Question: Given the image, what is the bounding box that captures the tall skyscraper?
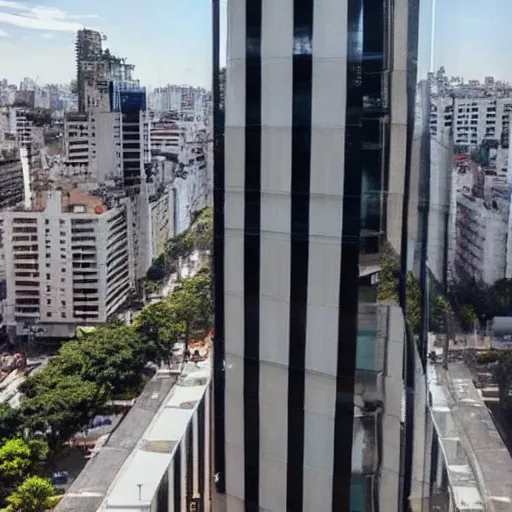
[213,1,430,511]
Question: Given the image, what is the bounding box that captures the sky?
[432,0,512,82]
[0,0,511,88]
[0,0,227,88]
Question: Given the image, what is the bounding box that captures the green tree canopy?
[458,304,475,332]
[21,326,153,401]
[377,245,400,303]
[20,376,107,453]
[134,300,185,354]
[150,207,212,278]
[406,272,422,335]
[493,278,512,313]
[0,405,22,443]
[1,475,56,512]
[171,267,213,336]
[0,438,32,481]
[450,276,502,323]
[429,293,450,333]
[51,326,152,396]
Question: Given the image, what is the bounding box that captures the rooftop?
[430,362,512,511]
[54,373,178,512]
[97,359,210,511]
[9,188,106,214]
[55,357,210,512]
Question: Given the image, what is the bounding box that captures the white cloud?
[40,32,55,40]
[0,27,8,36]
[0,1,97,33]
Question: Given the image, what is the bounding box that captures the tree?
[134,300,185,356]
[20,376,107,455]
[24,109,52,128]
[493,278,512,314]
[0,405,22,442]
[150,207,212,278]
[171,267,213,337]
[22,326,154,401]
[0,438,32,481]
[377,245,400,303]
[189,207,213,252]
[450,277,501,323]
[1,475,56,512]
[458,304,475,332]
[406,272,422,335]
[429,293,450,333]
[51,326,152,397]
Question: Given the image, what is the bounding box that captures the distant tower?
[75,29,103,113]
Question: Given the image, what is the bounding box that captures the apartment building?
[63,105,151,190]
[0,143,25,210]
[64,113,89,169]
[0,189,133,339]
[0,108,34,146]
[149,85,210,118]
[430,94,512,148]
[151,122,185,157]
[63,111,122,183]
[454,190,508,284]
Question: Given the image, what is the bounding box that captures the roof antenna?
[137,484,142,501]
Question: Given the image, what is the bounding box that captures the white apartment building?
[0,108,34,146]
[454,191,508,284]
[149,85,209,117]
[431,95,512,148]
[63,111,123,183]
[63,107,151,188]
[0,189,134,339]
[64,113,89,169]
[150,122,185,157]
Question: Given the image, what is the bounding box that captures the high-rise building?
[213,1,432,511]
[0,189,133,339]
[0,143,25,211]
[76,29,104,113]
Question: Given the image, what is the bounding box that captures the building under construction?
[75,29,137,113]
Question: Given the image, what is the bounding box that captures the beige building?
[0,189,134,338]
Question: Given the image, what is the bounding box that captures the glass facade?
[214,0,437,511]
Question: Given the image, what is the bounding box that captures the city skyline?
[2,0,512,88]
[0,0,227,88]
